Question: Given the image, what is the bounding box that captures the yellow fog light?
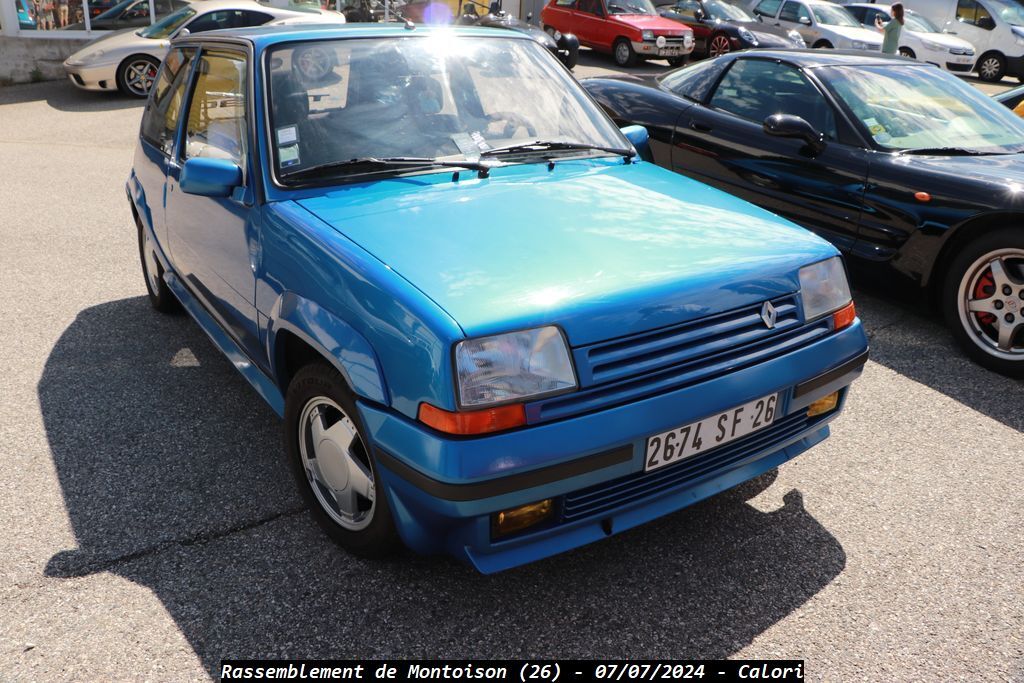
[493,499,554,537]
[807,391,840,418]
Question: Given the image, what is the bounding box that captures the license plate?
[644,394,779,472]
[954,56,972,63]
[658,48,682,56]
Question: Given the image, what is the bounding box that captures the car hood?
[907,30,974,50]
[612,14,692,33]
[296,160,835,346]
[825,24,883,43]
[68,27,165,63]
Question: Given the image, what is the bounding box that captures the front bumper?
[632,38,695,58]
[62,60,118,92]
[361,320,868,573]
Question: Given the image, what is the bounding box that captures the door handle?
[689,121,713,132]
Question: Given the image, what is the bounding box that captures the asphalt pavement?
[0,57,1021,681]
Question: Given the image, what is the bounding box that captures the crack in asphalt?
[46,506,309,579]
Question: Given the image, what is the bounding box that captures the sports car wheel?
[117,55,159,98]
[812,40,833,49]
[284,363,401,556]
[614,38,637,67]
[977,53,1006,82]
[945,230,1024,377]
[708,34,731,58]
[898,47,915,59]
[136,215,180,313]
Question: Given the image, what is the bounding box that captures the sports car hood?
[297,161,837,346]
[67,27,166,63]
[613,14,691,33]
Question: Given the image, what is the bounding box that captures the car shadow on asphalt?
[0,79,143,113]
[40,297,846,669]
[852,289,1024,433]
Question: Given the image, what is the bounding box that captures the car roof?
[179,23,531,49]
[734,48,926,68]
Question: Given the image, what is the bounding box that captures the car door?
[776,0,817,44]
[573,0,612,49]
[670,57,869,251]
[952,0,996,53]
[165,47,264,364]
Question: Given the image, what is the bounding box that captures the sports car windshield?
[266,36,628,183]
[705,0,754,21]
[137,5,194,37]
[608,0,657,15]
[822,64,1024,153]
[810,4,859,26]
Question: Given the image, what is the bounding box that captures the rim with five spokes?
[124,59,157,97]
[957,248,1024,360]
[298,397,376,531]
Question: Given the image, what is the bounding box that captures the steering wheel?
[487,111,538,138]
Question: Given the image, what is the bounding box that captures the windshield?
[608,0,657,15]
[267,36,627,183]
[987,0,1024,25]
[704,0,754,21]
[810,4,859,26]
[822,64,1024,152]
[137,5,194,38]
[905,11,940,32]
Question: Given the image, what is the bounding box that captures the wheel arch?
[974,49,1005,70]
[268,292,389,405]
[927,212,1024,307]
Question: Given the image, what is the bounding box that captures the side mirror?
[693,7,704,20]
[621,124,653,161]
[179,157,243,198]
[763,114,826,155]
[798,15,810,24]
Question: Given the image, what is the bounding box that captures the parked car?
[62,0,341,97]
[899,0,1024,81]
[540,0,695,66]
[752,0,882,50]
[584,50,1024,376]
[995,81,1024,114]
[63,0,191,31]
[128,26,868,572]
[844,4,976,72]
[460,6,582,69]
[17,0,36,29]
[658,0,806,58]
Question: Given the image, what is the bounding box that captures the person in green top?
[875,3,905,54]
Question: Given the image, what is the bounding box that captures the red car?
[541,0,694,66]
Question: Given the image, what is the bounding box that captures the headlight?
[552,29,562,40]
[642,29,655,41]
[738,26,758,45]
[455,326,577,408]
[787,30,807,47]
[850,40,867,50]
[799,257,852,322]
[921,38,944,50]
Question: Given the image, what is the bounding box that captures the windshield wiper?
[480,140,636,161]
[280,156,497,182]
[897,147,993,156]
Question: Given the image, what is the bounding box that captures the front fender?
[268,292,389,405]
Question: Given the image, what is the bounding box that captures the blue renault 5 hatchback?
[126,24,868,573]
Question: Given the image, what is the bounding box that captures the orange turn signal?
[833,301,856,331]
[418,402,527,436]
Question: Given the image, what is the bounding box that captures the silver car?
[63,0,343,97]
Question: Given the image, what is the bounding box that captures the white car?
[63,0,343,97]
[751,0,883,50]
[845,3,977,72]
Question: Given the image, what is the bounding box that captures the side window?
[140,47,195,156]
[577,0,603,15]
[672,0,702,19]
[185,9,272,33]
[660,57,727,102]
[956,0,993,27]
[846,6,865,22]
[779,1,809,23]
[237,10,274,26]
[554,0,575,6]
[709,59,838,139]
[183,50,248,170]
[753,0,781,18]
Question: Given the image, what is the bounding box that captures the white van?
[899,0,1024,81]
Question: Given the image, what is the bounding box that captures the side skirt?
[164,271,286,417]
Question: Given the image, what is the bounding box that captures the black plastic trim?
[792,349,869,399]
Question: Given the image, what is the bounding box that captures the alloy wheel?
[979,56,1002,80]
[298,397,376,531]
[957,248,1024,360]
[709,35,731,57]
[141,229,161,295]
[124,59,157,97]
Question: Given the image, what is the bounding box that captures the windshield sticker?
[862,117,887,136]
[469,131,493,152]
[279,145,300,168]
[873,132,892,144]
[276,126,298,146]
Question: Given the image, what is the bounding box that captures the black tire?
[136,216,181,313]
[562,43,579,70]
[613,38,637,67]
[812,40,833,49]
[943,228,1024,377]
[976,52,1006,82]
[116,54,160,98]
[284,363,402,557]
[898,46,915,59]
[667,56,687,67]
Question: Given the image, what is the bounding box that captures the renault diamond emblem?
[760,301,778,329]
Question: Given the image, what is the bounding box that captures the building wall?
[0,35,91,84]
